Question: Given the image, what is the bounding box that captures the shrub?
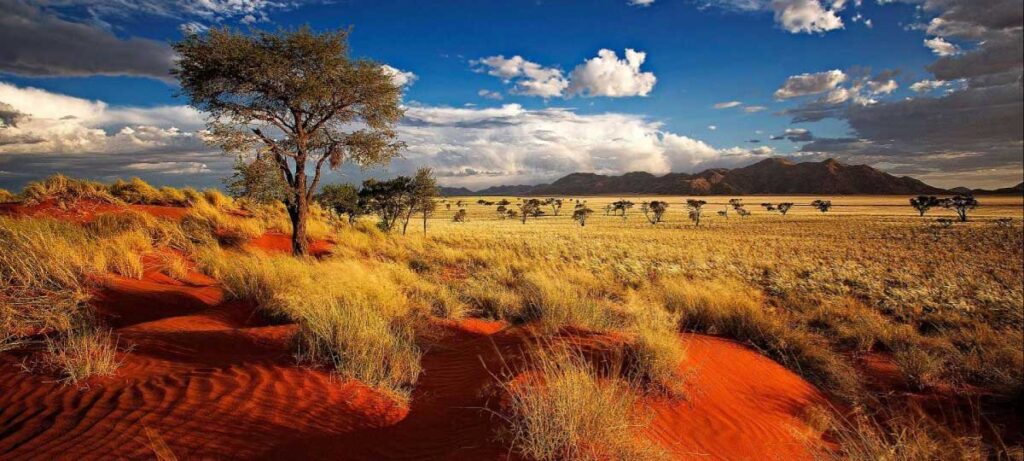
[0,188,15,203]
[502,348,668,461]
[209,253,423,399]
[41,325,122,385]
[158,186,188,206]
[109,178,163,204]
[20,174,117,208]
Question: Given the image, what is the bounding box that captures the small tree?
[174,27,404,255]
[359,177,411,232]
[496,204,508,219]
[225,153,288,203]
[611,200,634,219]
[497,199,511,206]
[545,198,563,216]
[810,199,832,213]
[315,183,362,224]
[736,207,751,218]
[777,202,794,216]
[761,202,776,212]
[686,199,707,226]
[572,203,594,226]
[640,200,669,225]
[452,209,468,222]
[400,167,438,235]
[518,198,543,224]
[909,195,939,217]
[728,198,744,210]
[941,195,978,222]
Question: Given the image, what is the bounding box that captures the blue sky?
[0,0,1021,190]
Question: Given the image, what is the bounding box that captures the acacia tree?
[174,27,404,255]
[519,198,543,224]
[686,199,707,226]
[359,177,411,232]
[941,195,978,222]
[641,200,669,225]
[400,168,438,235]
[545,198,563,216]
[572,203,594,226]
[810,199,832,213]
[909,195,940,217]
[225,152,288,203]
[315,183,362,223]
[777,202,794,216]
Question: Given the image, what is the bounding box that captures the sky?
[0,0,1021,191]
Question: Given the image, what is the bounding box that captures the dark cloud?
[0,0,175,80]
[770,128,814,142]
[0,102,27,128]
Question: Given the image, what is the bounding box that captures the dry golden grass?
[501,347,670,461]
[41,325,122,385]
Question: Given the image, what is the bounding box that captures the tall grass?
[41,325,122,385]
[21,174,118,208]
[501,347,669,461]
[204,252,423,399]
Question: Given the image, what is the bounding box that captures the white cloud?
[774,69,847,99]
[924,37,959,56]
[708,125,718,130]
[477,89,503,100]
[381,65,417,88]
[0,82,207,156]
[629,0,656,5]
[398,104,768,187]
[568,49,657,97]
[471,55,568,98]
[772,0,844,34]
[474,49,656,99]
[909,79,947,93]
[714,101,743,109]
[743,105,768,112]
[867,79,898,95]
[125,161,211,174]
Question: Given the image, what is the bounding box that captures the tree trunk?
[289,197,309,256]
[422,210,428,234]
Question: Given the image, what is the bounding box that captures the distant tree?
[445,202,451,211]
[936,217,954,228]
[611,200,634,219]
[736,207,751,218]
[456,200,465,209]
[315,183,363,224]
[909,195,939,217]
[995,218,1013,227]
[496,204,508,219]
[728,198,744,210]
[411,168,439,234]
[604,203,613,216]
[519,198,544,223]
[359,176,412,232]
[174,27,403,255]
[225,153,288,203]
[686,199,707,226]
[572,203,594,226]
[810,199,832,213]
[717,209,728,219]
[452,208,468,222]
[777,202,794,216]
[545,198,564,216]
[497,199,511,206]
[940,195,978,222]
[761,202,776,212]
[640,200,669,225]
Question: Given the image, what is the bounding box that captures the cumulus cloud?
[475,49,657,99]
[394,104,772,188]
[786,0,1023,187]
[772,0,844,33]
[380,65,418,87]
[770,128,814,142]
[0,82,218,188]
[477,89,503,100]
[568,49,657,97]
[0,0,176,80]
[924,37,959,56]
[909,79,947,93]
[774,70,847,99]
[714,101,743,109]
[471,55,569,98]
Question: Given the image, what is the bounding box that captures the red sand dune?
[0,203,829,460]
[247,232,334,257]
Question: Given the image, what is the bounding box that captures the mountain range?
[439,158,1023,196]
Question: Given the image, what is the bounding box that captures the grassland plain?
[1,178,1022,460]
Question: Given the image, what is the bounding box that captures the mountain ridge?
[439,158,1001,196]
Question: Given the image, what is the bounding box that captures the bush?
[0,188,15,203]
[502,348,668,461]
[20,174,117,208]
[41,325,122,385]
[109,178,163,204]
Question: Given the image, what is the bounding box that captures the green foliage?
[225,154,288,203]
[316,183,363,223]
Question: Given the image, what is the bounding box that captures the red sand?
[247,232,334,257]
[0,203,830,459]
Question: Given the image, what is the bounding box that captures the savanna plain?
[1,176,1022,460]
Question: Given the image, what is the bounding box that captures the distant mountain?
[440,158,953,196]
[969,182,1024,195]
